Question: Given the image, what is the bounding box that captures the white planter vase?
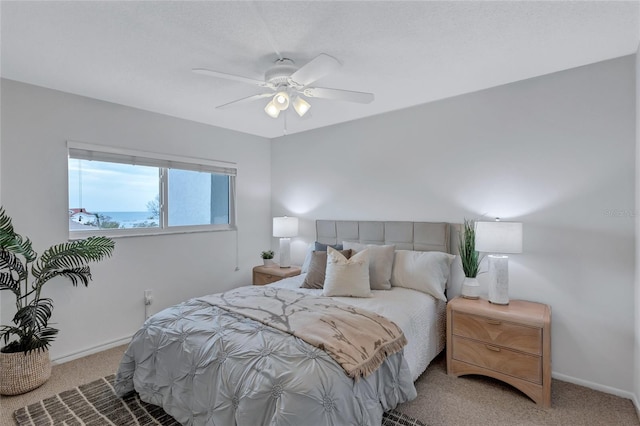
[461,277,480,299]
[263,259,275,266]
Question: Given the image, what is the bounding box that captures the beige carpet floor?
[397,354,639,426]
[1,345,638,426]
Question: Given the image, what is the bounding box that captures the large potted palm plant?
[458,218,481,299]
[0,207,114,395]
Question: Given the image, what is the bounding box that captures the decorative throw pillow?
[342,242,395,290]
[314,242,344,251]
[391,250,455,301]
[301,249,352,289]
[323,247,371,297]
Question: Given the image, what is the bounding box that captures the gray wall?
[635,45,640,414]
[272,56,636,397]
[0,79,271,361]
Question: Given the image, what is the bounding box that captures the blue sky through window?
[68,159,159,212]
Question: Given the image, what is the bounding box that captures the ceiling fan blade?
[217,92,274,109]
[193,68,268,87]
[289,54,341,87]
[302,87,375,104]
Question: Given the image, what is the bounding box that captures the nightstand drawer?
[452,336,542,384]
[452,311,542,355]
[252,265,301,285]
[254,273,280,285]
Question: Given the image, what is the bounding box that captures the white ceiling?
[1,1,638,139]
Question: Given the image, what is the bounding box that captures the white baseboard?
[52,335,132,365]
[554,372,640,421]
[552,371,637,402]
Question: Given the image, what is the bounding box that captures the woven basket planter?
[0,349,51,395]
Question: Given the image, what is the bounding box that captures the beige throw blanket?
[198,286,407,379]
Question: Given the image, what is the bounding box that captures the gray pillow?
[314,242,343,251]
[342,242,395,290]
[301,249,352,289]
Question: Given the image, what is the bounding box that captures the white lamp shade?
[264,100,280,118]
[292,96,311,117]
[273,216,298,237]
[475,221,523,254]
[273,92,290,111]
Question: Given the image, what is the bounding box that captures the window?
[68,141,236,238]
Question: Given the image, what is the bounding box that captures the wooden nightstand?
[252,265,301,285]
[446,297,552,408]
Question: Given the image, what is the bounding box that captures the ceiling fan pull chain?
[283,110,288,135]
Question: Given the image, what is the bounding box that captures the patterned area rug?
[14,374,426,426]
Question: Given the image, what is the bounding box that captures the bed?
[114,220,459,425]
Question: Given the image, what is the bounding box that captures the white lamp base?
[279,237,291,268]
[487,255,509,305]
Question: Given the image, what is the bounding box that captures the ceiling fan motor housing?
[265,58,298,86]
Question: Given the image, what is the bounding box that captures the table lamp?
[475,220,523,305]
[273,216,298,268]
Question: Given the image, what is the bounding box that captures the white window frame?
[67,141,237,239]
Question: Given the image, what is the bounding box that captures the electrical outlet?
[144,289,153,306]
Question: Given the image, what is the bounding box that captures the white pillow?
[342,242,395,290]
[323,247,371,298]
[391,250,455,301]
[301,243,314,273]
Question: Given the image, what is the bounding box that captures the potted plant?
[260,250,275,266]
[0,207,114,395]
[458,218,481,299]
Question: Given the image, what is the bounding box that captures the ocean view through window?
[68,142,236,238]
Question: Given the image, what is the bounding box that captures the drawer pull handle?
[486,319,502,325]
[485,345,501,352]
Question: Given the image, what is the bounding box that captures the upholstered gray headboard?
[316,220,455,254]
[316,220,463,298]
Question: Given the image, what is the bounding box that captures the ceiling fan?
[193,53,375,119]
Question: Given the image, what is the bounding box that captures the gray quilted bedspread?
[114,292,417,426]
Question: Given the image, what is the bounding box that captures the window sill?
[69,225,237,240]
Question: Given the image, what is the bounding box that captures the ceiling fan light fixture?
[264,99,280,118]
[293,96,311,117]
[273,91,290,111]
